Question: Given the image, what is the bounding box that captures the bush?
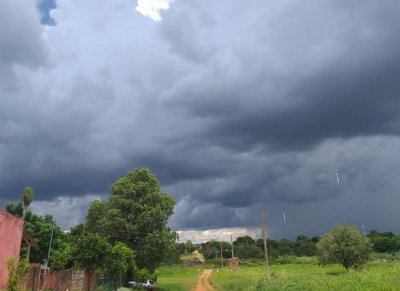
[240,258,264,267]
[369,252,400,261]
[7,257,30,291]
[135,268,157,281]
[271,255,317,265]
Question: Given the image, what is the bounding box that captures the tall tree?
[86,168,177,273]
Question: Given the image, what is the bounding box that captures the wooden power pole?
[261,208,270,276]
[220,241,224,268]
[231,234,234,258]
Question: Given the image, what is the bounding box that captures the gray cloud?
[0,0,48,91]
[1,0,400,239]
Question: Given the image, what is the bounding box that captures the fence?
[20,265,96,291]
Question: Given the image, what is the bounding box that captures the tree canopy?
[317,225,371,270]
[86,168,177,273]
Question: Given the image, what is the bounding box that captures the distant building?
[0,209,24,289]
[227,257,240,267]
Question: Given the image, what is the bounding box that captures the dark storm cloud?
[161,0,400,151]
[0,0,48,90]
[0,1,47,68]
[1,0,400,238]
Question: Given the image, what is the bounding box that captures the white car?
[141,279,155,289]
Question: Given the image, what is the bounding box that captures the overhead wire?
[283,136,399,232]
[313,168,400,232]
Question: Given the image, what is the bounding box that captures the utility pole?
[231,235,234,258]
[220,241,224,268]
[261,208,270,277]
[43,220,54,284]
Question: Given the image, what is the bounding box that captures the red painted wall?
[0,210,24,289]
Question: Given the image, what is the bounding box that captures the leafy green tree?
[6,186,35,218]
[175,242,186,255]
[235,236,255,246]
[317,225,371,270]
[278,239,296,256]
[233,236,262,259]
[162,243,182,265]
[50,241,73,271]
[185,240,196,253]
[201,240,231,260]
[201,240,221,260]
[22,212,67,266]
[368,230,398,253]
[86,168,177,272]
[295,235,317,256]
[6,201,24,218]
[235,244,263,259]
[7,191,70,268]
[108,242,136,291]
[71,233,111,275]
[68,223,86,243]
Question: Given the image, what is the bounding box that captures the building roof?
[21,229,37,248]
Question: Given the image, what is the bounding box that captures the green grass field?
[156,265,203,291]
[212,261,400,290]
[156,252,211,291]
[156,257,400,290]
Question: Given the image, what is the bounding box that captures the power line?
[340,136,394,172]
[313,169,400,231]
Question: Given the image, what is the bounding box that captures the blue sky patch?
[37,0,56,25]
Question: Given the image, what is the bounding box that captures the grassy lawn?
[156,265,203,291]
[155,254,400,291]
[211,261,400,290]
[155,251,213,291]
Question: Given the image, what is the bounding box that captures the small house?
[227,257,240,267]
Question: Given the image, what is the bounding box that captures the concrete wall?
[0,209,24,289]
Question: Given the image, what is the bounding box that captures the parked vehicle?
[141,279,155,289]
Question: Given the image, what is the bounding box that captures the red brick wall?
[0,210,24,289]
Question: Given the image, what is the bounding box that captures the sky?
[1,0,400,243]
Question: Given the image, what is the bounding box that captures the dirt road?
[193,250,205,262]
[194,269,214,291]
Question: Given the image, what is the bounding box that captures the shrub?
[7,257,30,291]
[271,255,317,265]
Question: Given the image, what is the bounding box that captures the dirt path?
[194,269,214,291]
[193,250,205,262]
